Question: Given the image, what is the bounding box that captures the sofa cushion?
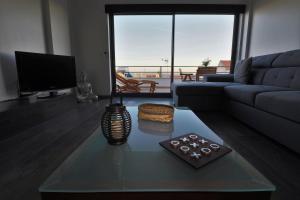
[252,53,281,68]
[272,49,300,67]
[234,57,252,84]
[224,85,292,106]
[249,68,268,85]
[255,91,300,123]
[262,67,300,88]
[290,69,300,89]
[204,74,234,82]
[175,82,239,96]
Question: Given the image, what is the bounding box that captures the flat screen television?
[15,51,77,95]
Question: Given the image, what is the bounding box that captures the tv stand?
[37,91,65,99]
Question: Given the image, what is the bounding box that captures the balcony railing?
[116,66,229,78]
[115,66,230,93]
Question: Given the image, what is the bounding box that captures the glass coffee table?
[39,107,275,200]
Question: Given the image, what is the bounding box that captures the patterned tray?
[159,133,232,169]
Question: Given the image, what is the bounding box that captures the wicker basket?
[138,103,174,123]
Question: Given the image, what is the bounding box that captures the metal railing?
[116,66,230,79]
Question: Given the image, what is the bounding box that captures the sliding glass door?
[110,13,237,95]
[113,15,173,94]
[174,15,234,82]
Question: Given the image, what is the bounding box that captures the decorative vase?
[76,72,98,102]
[101,95,131,145]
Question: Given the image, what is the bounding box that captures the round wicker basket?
[138,103,174,123]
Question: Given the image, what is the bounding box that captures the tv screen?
[15,51,77,93]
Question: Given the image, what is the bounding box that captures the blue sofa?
[173,49,300,153]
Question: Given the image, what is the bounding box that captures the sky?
[114,15,234,67]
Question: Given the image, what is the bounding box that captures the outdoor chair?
[116,73,158,93]
[179,68,193,81]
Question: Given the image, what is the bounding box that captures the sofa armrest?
[203,74,234,82]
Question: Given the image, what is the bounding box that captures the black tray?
[159,133,232,169]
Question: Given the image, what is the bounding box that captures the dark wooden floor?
[196,112,300,200]
[0,95,107,200]
[0,96,299,200]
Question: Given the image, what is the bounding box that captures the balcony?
[116,66,230,93]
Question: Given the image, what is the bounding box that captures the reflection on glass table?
[138,119,174,135]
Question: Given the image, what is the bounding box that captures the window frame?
[107,4,245,96]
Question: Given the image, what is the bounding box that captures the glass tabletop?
[39,107,275,193]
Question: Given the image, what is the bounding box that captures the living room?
[0,0,299,200]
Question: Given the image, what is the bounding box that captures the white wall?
[68,0,110,96]
[249,0,300,56]
[68,0,250,96]
[0,0,46,101]
[49,0,71,55]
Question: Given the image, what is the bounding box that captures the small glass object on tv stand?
[76,72,98,102]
